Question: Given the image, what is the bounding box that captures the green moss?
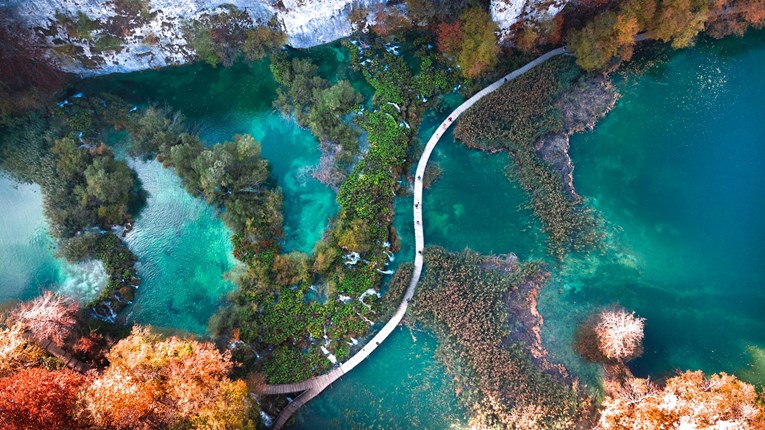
[69,11,98,40]
[183,21,220,67]
[93,35,123,52]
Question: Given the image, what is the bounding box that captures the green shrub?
[70,12,98,40]
[93,35,123,52]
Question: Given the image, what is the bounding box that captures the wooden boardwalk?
[23,332,92,373]
[255,46,568,429]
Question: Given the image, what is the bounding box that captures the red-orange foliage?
[545,14,565,46]
[0,367,89,430]
[78,326,253,429]
[436,20,463,56]
[371,4,411,36]
[73,332,110,365]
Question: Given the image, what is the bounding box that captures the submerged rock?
[536,76,619,199]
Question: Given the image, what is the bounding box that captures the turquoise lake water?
[123,159,237,334]
[539,30,765,386]
[1,29,764,427]
[0,175,108,304]
[0,175,63,302]
[418,95,547,261]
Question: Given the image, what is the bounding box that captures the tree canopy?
[78,326,256,430]
[0,368,89,430]
[599,372,765,429]
[457,8,499,78]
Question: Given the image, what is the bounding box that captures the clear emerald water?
[418,95,547,261]
[0,175,108,304]
[123,159,238,334]
[539,30,765,386]
[291,329,466,429]
[0,175,64,302]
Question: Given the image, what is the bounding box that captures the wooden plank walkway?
[254,46,568,429]
[23,332,92,373]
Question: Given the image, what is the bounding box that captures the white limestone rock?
[1,0,569,75]
[490,0,570,43]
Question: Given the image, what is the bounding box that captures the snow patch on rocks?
[490,0,570,43]
[2,0,570,75]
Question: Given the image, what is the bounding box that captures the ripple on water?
[0,175,64,301]
[124,159,238,334]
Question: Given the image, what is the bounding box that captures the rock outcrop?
[1,0,567,76]
[491,0,570,42]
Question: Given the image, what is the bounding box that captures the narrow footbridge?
[23,332,92,373]
[254,46,568,429]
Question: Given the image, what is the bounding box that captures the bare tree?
[594,308,645,361]
[11,291,78,346]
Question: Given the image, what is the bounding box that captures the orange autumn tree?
[599,371,765,429]
[77,326,255,430]
[650,0,709,48]
[707,0,765,38]
[457,7,499,78]
[0,367,89,430]
[436,20,463,57]
[0,323,45,377]
[567,6,643,71]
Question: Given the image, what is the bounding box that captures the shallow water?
[292,328,466,429]
[0,175,63,302]
[418,96,546,261]
[123,159,237,334]
[0,174,110,304]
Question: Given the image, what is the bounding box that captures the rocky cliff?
[491,0,569,42]
[0,0,568,76]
